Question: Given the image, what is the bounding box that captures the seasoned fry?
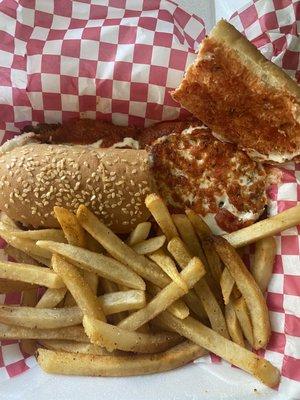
[101,279,127,324]
[0,261,65,288]
[0,279,38,294]
[168,237,228,338]
[185,209,211,238]
[76,205,169,287]
[145,194,178,241]
[251,237,276,293]
[12,229,66,242]
[20,288,37,355]
[127,222,151,246]
[0,323,89,342]
[233,297,254,347]
[172,214,205,261]
[225,302,245,347]
[37,341,206,377]
[183,291,208,321]
[54,206,86,247]
[201,237,223,283]
[157,312,280,388]
[118,257,205,331]
[220,267,235,305]
[149,249,188,291]
[132,235,166,255]
[213,236,270,349]
[225,204,300,247]
[146,282,190,320]
[83,316,181,353]
[0,305,82,329]
[36,288,67,309]
[52,254,106,321]
[39,340,111,355]
[0,229,51,259]
[4,245,42,266]
[37,241,145,291]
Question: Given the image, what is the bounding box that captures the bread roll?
[0,144,153,233]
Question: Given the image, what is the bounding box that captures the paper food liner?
[0,0,299,396]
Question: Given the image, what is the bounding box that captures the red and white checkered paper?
[0,0,299,394]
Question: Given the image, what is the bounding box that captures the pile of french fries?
[1,195,300,387]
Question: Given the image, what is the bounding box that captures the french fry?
[145,194,178,241]
[101,279,127,324]
[172,214,205,261]
[185,208,211,239]
[233,297,254,347]
[4,245,42,266]
[220,267,235,305]
[251,237,276,293]
[0,279,38,294]
[37,341,206,377]
[76,205,169,288]
[148,249,188,291]
[132,235,166,255]
[118,257,205,331]
[201,237,223,283]
[20,288,37,355]
[36,288,67,309]
[54,206,86,247]
[0,212,19,230]
[213,236,270,349]
[0,323,89,342]
[224,204,300,247]
[52,254,106,321]
[0,305,82,329]
[157,312,280,388]
[225,302,245,347]
[0,261,65,288]
[0,229,51,259]
[182,290,208,321]
[99,290,146,314]
[127,222,151,246]
[168,237,229,338]
[12,229,66,242]
[37,241,145,291]
[83,316,182,353]
[146,282,190,320]
[39,340,112,355]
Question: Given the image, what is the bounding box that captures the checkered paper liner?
[0,0,299,394]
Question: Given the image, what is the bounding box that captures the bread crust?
[172,20,300,163]
[0,144,153,233]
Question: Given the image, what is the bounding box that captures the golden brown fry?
[233,297,254,347]
[52,254,106,321]
[54,206,86,247]
[225,302,245,347]
[20,288,37,355]
[172,214,205,261]
[157,312,280,388]
[225,204,300,247]
[127,222,151,246]
[0,261,65,288]
[213,236,270,349]
[101,279,127,324]
[0,229,51,259]
[99,290,146,314]
[83,316,181,353]
[37,241,145,291]
[148,249,188,291]
[145,194,178,241]
[201,237,223,283]
[185,209,211,239]
[76,205,168,287]
[168,237,228,338]
[12,229,66,242]
[39,340,111,355]
[0,279,38,294]
[4,245,42,266]
[36,288,67,309]
[220,267,235,305]
[251,237,276,293]
[132,235,166,255]
[36,341,206,377]
[0,323,89,342]
[118,257,205,331]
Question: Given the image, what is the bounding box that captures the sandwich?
[172,20,300,163]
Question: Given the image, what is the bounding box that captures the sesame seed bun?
[0,143,153,233]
